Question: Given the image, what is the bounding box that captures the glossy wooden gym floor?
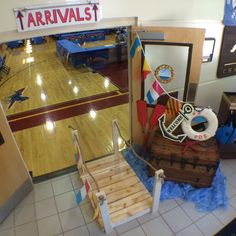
[0,36,129,177]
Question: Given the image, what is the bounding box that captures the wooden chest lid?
[151,132,219,165]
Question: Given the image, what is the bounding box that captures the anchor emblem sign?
[159,103,194,142]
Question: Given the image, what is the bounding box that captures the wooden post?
[71,129,84,170]
[152,169,164,213]
[96,191,113,233]
[66,53,70,64]
[112,120,119,156]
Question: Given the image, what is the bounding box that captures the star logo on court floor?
[8,87,29,109]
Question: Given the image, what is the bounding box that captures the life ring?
[181,108,218,141]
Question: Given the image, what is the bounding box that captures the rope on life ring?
[181,108,218,141]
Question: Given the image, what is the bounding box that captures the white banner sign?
[14,2,101,32]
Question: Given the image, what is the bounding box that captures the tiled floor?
[1,159,236,236]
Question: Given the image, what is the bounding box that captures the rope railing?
[70,121,165,194]
[133,32,184,105]
[113,121,164,176]
[69,125,100,192]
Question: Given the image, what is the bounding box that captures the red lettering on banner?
[194,134,208,140]
[52,10,58,24]
[35,12,45,26]
[85,7,91,21]
[45,10,54,24]
[18,3,99,32]
[69,8,77,22]
[57,8,69,23]
[76,8,85,21]
[28,13,36,27]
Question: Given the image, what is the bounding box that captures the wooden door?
[130,26,205,145]
[0,102,32,223]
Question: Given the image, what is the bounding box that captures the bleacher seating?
[56,39,115,68]
[7,40,23,49]
[56,30,106,44]
[0,56,10,75]
[31,37,44,44]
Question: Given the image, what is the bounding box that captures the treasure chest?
[150,132,220,188]
[219,143,236,159]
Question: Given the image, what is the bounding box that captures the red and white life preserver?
[181,108,218,141]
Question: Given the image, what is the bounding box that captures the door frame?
[129,26,205,145]
[0,102,32,223]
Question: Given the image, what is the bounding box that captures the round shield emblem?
[155,64,174,84]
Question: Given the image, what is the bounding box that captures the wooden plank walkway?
[81,153,152,227]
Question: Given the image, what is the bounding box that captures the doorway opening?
[0,27,130,181]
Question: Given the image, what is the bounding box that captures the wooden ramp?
[81,152,152,227]
[73,120,163,233]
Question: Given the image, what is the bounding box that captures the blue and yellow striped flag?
[130,35,141,58]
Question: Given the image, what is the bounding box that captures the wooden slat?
[106,182,146,204]
[82,153,154,228]
[88,175,141,194]
[86,154,123,169]
[153,132,218,154]
[84,170,136,189]
[152,133,219,164]
[108,190,151,214]
[101,176,140,195]
[110,198,152,224]
[86,156,126,173]
[152,140,218,158]
[82,164,131,182]
[82,161,128,177]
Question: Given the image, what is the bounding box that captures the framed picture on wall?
[202,38,215,63]
[141,42,193,106]
[217,26,236,78]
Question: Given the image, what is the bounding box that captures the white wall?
[141,19,235,113]
[0,0,234,112]
[195,23,236,113]
[0,0,224,34]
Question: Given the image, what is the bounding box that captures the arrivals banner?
[14,1,101,32]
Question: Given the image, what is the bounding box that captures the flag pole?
[134,31,184,105]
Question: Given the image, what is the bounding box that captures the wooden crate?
[218,92,236,124]
[72,121,164,233]
[81,153,153,227]
[219,143,236,159]
[150,132,220,187]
